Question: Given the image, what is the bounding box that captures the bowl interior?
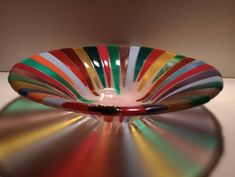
[8,45,223,116]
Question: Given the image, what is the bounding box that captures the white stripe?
[125,46,140,91]
[157,76,222,102]
[39,52,89,95]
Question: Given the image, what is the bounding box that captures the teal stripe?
[134,47,153,81]
[187,81,223,91]
[108,46,120,94]
[83,47,106,87]
[152,55,186,83]
[149,119,217,150]
[144,60,204,102]
[21,58,93,103]
[134,119,201,176]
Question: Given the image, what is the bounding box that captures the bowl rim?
[8,45,224,116]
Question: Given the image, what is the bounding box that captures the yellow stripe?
[11,80,56,94]
[0,116,83,160]
[138,52,176,91]
[74,48,100,89]
[10,80,70,99]
[130,125,181,177]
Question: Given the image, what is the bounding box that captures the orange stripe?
[31,55,74,84]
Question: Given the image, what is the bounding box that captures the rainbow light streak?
[0,116,84,160]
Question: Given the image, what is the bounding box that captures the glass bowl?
[8,45,223,117]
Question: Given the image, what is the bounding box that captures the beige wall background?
[1,0,234,77]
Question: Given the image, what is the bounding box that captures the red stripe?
[49,50,87,86]
[97,46,111,87]
[137,49,165,81]
[120,46,130,87]
[162,87,218,102]
[122,106,145,115]
[151,64,214,101]
[137,58,194,102]
[61,48,99,96]
[44,131,98,177]
[62,102,89,113]
[13,63,77,100]
[10,67,68,98]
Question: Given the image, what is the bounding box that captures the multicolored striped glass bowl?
[8,45,223,117]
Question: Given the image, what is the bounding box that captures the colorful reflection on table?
[0,98,222,177]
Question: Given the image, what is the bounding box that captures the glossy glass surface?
[8,45,223,116]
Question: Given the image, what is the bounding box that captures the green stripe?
[9,75,52,90]
[187,95,211,106]
[134,47,153,81]
[134,119,201,175]
[151,120,217,151]
[108,46,120,94]
[84,47,106,87]
[165,82,222,106]
[152,55,185,83]
[8,75,68,98]
[21,58,93,103]
[1,97,51,114]
[188,81,223,91]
